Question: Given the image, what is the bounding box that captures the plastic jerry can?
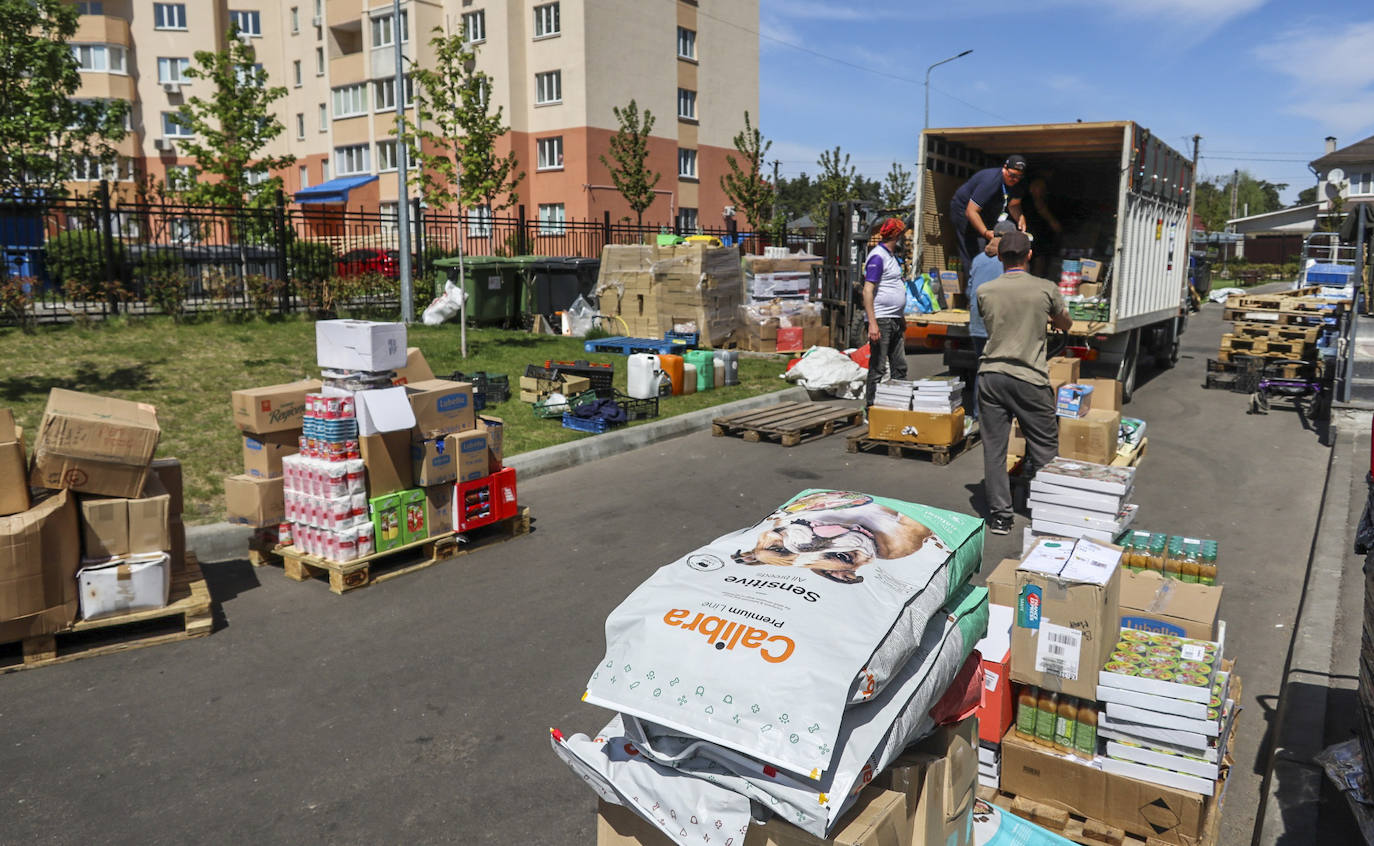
[684,350,715,392]
[627,354,663,400]
[713,359,725,388]
[713,349,740,386]
[682,362,698,394]
[659,354,685,395]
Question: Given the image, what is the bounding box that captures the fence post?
[516,204,528,255]
[274,189,290,314]
[412,197,426,288]
[97,180,119,315]
[602,209,611,252]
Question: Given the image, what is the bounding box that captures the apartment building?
[66,1,760,233]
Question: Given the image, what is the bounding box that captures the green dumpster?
[527,257,602,325]
[432,256,537,326]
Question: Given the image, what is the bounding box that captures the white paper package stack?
[872,379,916,410]
[910,377,965,414]
[1029,458,1138,542]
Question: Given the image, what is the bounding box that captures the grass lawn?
[0,316,792,524]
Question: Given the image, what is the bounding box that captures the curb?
[188,385,811,563]
[1254,408,1369,844]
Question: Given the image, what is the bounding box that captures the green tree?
[409,25,523,213]
[775,173,819,224]
[1296,185,1317,205]
[814,146,858,224]
[719,111,773,230]
[881,163,914,209]
[172,22,293,213]
[1193,171,1286,230]
[600,100,661,227]
[0,0,129,197]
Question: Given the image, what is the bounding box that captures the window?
[166,165,195,191]
[462,11,486,43]
[332,84,368,118]
[678,148,697,179]
[315,47,325,75]
[372,76,414,111]
[677,88,696,120]
[535,70,561,105]
[153,3,186,30]
[677,207,698,232]
[370,10,409,47]
[295,113,305,139]
[538,203,566,235]
[290,7,299,33]
[318,103,327,131]
[235,62,265,88]
[1354,172,1374,195]
[314,0,321,17]
[70,99,130,131]
[72,44,126,74]
[537,136,563,170]
[677,27,696,59]
[293,60,302,86]
[230,10,262,37]
[76,2,104,14]
[534,3,560,37]
[380,202,399,235]
[334,144,370,175]
[157,57,190,84]
[322,158,329,178]
[168,218,197,244]
[468,205,493,237]
[377,140,416,172]
[70,156,132,182]
[161,111,193,137]
[299,164,310,189]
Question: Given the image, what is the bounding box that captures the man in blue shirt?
[949,155,1028,275]
[862,218,909,409]
[965,220,1019,420]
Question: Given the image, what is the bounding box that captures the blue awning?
[294,174,378,205]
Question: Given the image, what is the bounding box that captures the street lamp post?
[394,0,413,324]
[913,49,972,270]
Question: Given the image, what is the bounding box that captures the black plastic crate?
[544,359,615,398]
[614,390,659,421]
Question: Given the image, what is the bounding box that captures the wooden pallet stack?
[1209,286,1344,387]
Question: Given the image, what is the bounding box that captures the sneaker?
[988,515,1014,535]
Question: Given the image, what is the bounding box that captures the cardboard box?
[0,490,80,642]
[370,491,404,551]
[399,488,427,544]
[976,604,1015,745]
[1048,356,1080,389]
[1008,420,1026,459]
[1078,282,1102,298]
[985,557,1021,608]
[1079,378,1123,413]
[479,416,504,471]
[1119,570,1222,641]
[392,346,435,385]
[224,474,284,528]
[242,431,299,478]
[151,457,183,516]
[1056,384,1094,418]
[411,435,457,487]
[0,410,30,517]
[777,326,804,351]
[315,319,408,372]
[455,429,490,483]
[30,389,160,498]
[1080,259,1103,282]
[405,379,475,438]
[343,386,417,437]
[1058,410,1121,466]
[231,379,321,435]
[868,407,965,446]
[1010,539,1122,700]
[1000,729,1212,846]
[76,552,170,619]
[360,430,413,495]
[881,717,978,846]
[424,484,454,534]
[80,486,171,559]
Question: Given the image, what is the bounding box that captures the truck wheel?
[1118,329,1139,403]
[1155,318,1182,370]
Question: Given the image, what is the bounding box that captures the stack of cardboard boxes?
[742,253,819,301]
[1,389,185,638]
[594,243,743,347]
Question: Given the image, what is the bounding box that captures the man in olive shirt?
[976,231,1073,534]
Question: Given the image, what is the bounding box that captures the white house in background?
[1311,134,1374,215]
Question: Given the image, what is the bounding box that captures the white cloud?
[1100,0,1266,23]
[758,16,801,49]
[1282,95,1374,137]
[759,0,914,21]
[1254,21,1374,88]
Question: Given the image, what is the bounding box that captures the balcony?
[74,15,131,49]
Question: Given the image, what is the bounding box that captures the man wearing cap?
[949,155,1028,275]
[976,230,1073,535]
[862,218,909,409]
[964,219,1019,421]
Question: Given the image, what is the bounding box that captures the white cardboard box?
[323,385,416,436]
[76,552,170,620]
[316,320,408,372]
[1101,755,1215,796]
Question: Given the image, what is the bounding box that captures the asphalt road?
[0,301,1334,845]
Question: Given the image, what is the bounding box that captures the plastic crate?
[561,412,610,434]
[533,389,598,419]
[614,390,659,421]
[543,359,615,398]
[664,331,699,347]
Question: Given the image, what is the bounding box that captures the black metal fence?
[0,183,811,326]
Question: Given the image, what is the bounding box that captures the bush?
[46,230,126,297]
[244,274,284,312]
[287,240,336,286]
[0,277,35,329]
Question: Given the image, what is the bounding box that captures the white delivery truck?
[910,121,1195,401]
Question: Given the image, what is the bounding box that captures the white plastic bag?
[421,280,467,326]
[782,347,866,399]
[565,294,596,337]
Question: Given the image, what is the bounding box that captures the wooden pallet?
[711,401,864,446]
[0,553,213,674]
[1232,322,1320,343]
[277,507,531,594]
[979,785,1224,846]
[1217,335,1311,362]
[846,428,981,466]
[1110,438,1148,468]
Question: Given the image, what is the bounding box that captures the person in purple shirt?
[949,155,1028,275]
[862,218,910,409]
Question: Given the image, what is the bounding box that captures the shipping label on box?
[242,431,299,478]
[30,389,161,498]
[1058,410,1121,466]
[315,319,408,372]
[231,379,321,435]
[411,435,457,487]
[405,379,475,438]
[1056,384,1094,418]
[455,429,489,483]
[224,474,284,528]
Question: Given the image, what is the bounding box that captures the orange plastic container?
[659,354,685,395]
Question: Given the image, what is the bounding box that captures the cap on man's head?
[992,220,1019,238]
[1004,154,1028,172]
[877,217,906,240]
[998,230,1032,256]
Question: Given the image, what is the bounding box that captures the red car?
[336,248,399,278]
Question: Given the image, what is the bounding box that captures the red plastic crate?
[455,467,518,531]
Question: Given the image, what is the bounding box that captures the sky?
[752,0,1374,206]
